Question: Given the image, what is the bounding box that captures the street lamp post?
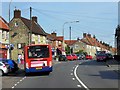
[9,0,12,59]
[62,20,79,54]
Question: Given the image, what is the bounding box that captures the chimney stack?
[32,16,37,23]
[83,33,87,38]
[14,9,21,18]
[51,31,57,37]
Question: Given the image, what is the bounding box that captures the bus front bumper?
[25,66,53,73]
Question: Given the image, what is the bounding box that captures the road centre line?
[71,73,73,75]
[72,78,75,80]
[74,65,90,90]
[77,85,81,88]
[11,76,26,89]
[12,86,14,89]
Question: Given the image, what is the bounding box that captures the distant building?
[9,9,47,60]
[80,33,111,57]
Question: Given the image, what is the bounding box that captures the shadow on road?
[3,69,25,77]
[25,72,50,77]
[79,59,119,67]
[88,70,120,80]
[3,69,51,77]
[79,60,107,66]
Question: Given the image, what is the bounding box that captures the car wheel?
[0,70,4,76]
[97,60,99,62]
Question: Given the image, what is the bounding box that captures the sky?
[1,0,119,47]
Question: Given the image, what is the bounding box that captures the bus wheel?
[25,72,29,76]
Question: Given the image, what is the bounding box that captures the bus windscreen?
[28,45,49,58]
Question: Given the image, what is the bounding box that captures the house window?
[2,31,5,39]
[17,43,25,49]
[15,22,19,27]
[38,35,40,43]
[6,32,9,40]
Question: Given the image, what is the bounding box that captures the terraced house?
[0,16,10,59]
[9,9,47,60]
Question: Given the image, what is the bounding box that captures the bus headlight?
[26,63,29,69]
[49,61,52,67]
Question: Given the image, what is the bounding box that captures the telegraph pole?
[69,26,71,54]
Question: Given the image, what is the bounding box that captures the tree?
[65,45,70,54]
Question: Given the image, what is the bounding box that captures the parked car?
[0,59,19,73]
[96,54,107,62]
[0,61,9,76]
[72,54,78,60]
[105,53,113,60]
[86,55,93,60]
[58,55,67,61]
[66,55,73,61]
[77,54,85,60]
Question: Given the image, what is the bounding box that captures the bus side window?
[29,51,32,57]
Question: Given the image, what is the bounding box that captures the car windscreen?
[28,45,49,58]
[97,54,106,57]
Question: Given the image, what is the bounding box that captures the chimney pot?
[88,34,91,38]
[51,32,57,37]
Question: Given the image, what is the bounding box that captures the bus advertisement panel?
[24,44,52,74]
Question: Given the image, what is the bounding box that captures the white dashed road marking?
[11,76,26,89]
[77,85,81,88]
[12,86,14,89]
[71,73,73,75]
[72,78,75,80]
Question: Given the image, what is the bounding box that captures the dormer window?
[15,22,19,27]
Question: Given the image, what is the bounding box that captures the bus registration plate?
[36,67,42,70]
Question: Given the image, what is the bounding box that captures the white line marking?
[20,79,22,82]
[14,84,17,86]
[12,86,14,89]
[22,78,25,80]
[72,78,75,80]
[77,85,81,88]
[71,73,73,75]
[11,76,27,89]
[74,65,89,90]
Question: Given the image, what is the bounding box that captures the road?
[2,60,119,89]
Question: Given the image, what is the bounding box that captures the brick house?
[47,32,66,56]
[115,25,120,55]
[9,9,47,60]
[0,16,10,59]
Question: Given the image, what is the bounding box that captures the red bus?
[24,44,52,74]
